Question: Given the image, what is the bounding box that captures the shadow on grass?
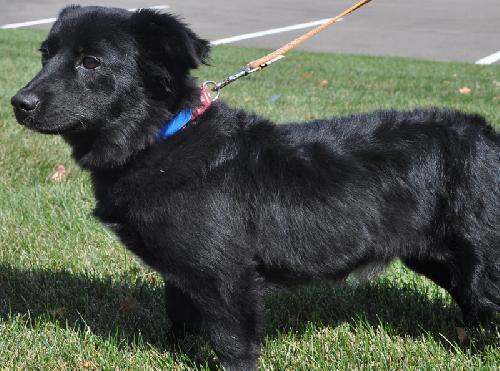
[0,263,497,366]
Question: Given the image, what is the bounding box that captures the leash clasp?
[202,81,221,101]
[209,55,286,96]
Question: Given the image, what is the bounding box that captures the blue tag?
[158,108,193,139]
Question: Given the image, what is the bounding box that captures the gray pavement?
[0,0,499,64]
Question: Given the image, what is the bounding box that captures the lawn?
[0,28,498,370]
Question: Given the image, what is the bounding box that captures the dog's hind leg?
[165,283,202,337]
[402,253,475,322]
[403,257,453,293]
[404,236,499,327]
[443,194,500,327]
[446,236,500,327]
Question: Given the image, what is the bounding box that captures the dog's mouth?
[17,114,85,135]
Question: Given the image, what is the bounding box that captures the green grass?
[0,28,499,370]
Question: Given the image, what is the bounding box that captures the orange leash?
[248,0,372,70]
[209,0,373,93]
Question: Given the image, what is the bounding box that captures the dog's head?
[11,5,209,166]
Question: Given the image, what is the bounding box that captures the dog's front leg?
[195,268,264,371]
[165,282,202,337]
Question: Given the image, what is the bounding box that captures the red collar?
[158,84,214,140]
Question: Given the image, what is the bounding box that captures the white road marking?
[211,18,343,46]
[127,5,170,12]
[2,10,344,51]
[1,17,58,29]
[1,5,170,29]
[475,51,500,65]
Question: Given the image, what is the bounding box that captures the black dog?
[11,6,499,370]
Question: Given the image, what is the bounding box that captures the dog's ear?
[131,10,210,72]
[58,5,82,18]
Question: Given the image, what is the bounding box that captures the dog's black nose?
[11,91,40,112]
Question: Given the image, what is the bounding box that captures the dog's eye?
[81,56,101,70]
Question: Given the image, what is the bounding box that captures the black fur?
[11,6,499,370]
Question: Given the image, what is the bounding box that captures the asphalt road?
[0,0,499,64]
